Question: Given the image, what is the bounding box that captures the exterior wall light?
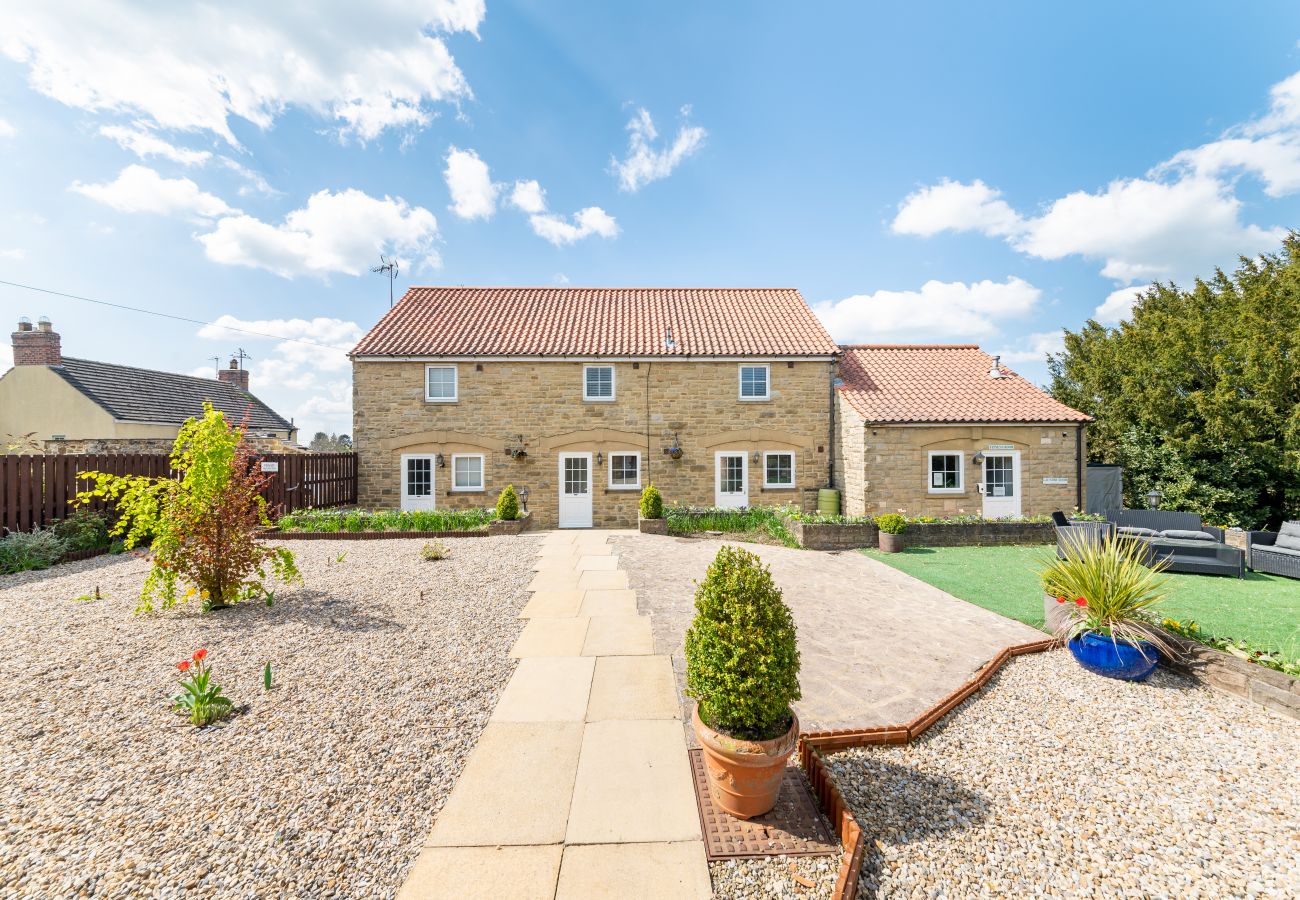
[1145,489,1162,509]
[519,486,530,512]
[435,452,445,468]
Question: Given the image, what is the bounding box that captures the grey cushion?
[1116,526,1158,538]
[1160,529,1216,542]
[1257,545,1300,558]
[1275,521,1300,551]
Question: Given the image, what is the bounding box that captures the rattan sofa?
[1247,521,1300,580]
[1107,510,1244,578]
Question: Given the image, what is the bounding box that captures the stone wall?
[842,422,1086,519]
[43,434,300,455]
[1161,633,1300,721]
[353,358,836,528]
[833,397,867,516]
[787,517,1055,550]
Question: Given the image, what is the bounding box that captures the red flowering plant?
[172,648,231,726]
[77,403,301,613]
[1041,534,1175,658]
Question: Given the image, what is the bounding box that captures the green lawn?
[863,544,1300,663]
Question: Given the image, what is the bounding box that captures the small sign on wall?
[1042,476,1068,485]
[988,443,1014,450]
[260,461,280,473]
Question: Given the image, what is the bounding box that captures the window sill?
[448,488,485,494]
[737,397,771,402]
[425,398,458,404]
[760,485,797,492]
[605,486,642,493]
[583,397,616,403]
[927,490,967,496]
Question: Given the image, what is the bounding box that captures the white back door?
[400,454,437,511]
[982,452,1021,518]
[715,451,749,509]
[558,452,594,528]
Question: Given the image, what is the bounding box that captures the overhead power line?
[0,278,340,350]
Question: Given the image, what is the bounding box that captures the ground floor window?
[763,451,795,487]
[609,451,640,489]
[452,453,484,491]
[928,451,963,492]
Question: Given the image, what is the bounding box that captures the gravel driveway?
[0,536,537,899]
[829,650,1300,899]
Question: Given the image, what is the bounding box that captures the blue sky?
[3,1,1300,437]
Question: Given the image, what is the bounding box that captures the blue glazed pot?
[1067,631,1160,681]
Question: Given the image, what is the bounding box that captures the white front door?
[558,452,594,528]
[982,452,1021,518]
[715,451,748,509]
[400,454,437,511]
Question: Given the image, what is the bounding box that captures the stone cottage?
[0,317,298,453]
[349,287,840,527]
[833,345,1092,518]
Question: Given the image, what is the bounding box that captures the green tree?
[1049,237,1300,527]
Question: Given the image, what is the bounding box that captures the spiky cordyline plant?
[1041,534,1176,660]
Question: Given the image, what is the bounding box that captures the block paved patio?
[610,533,1046,736]
[399,530,711,900]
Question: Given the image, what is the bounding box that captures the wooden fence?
[1,452,357,534]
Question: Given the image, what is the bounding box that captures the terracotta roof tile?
[351,287,839,358]
[837,345,1091,424]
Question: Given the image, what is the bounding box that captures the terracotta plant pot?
[878,531,905,553]
[693,704,799,819]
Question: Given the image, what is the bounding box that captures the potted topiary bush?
[639,483,667,534]
[875,513,907,552]
[495,484,520,521]
[686,545,801,819]
[1042,535,1174,681]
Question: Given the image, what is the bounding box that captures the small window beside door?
[451,454,484,491]
[738,364,770,401]
[608,452,640,489]
[928,451,963,493]
[763,451,795,488]
[425,365,458,402]
[583,365,615,401]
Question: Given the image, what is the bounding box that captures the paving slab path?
[612,534,1046,736]
[399,530,711,900]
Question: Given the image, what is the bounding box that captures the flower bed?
[275,507,495,534]
[784,513,1104,550]
[665,505,799,547]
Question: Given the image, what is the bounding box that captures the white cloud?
[553,272,570,284]
[0,342,11,372]
[0,248,26,260]
[98,124,211,165]
[218,157,280,197]
[813,277,1042,343]
[507,177,617,245]
[3,2,483,144]
[0,118,15,138]
[197,315,364,434]
[1094,285,1147,325]
[70,164,236,220]
[528,207,619,246]
[509,179,547,215]
[610,106,707,192]
[892,178,1024,238]
[444,146,499,220]
[994,330,1066,365]
[197,188,439,278]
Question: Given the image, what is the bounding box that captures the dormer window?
[584,365,615,401]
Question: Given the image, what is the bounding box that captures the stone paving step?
[555,842,711,899]
[587,656,679,721]
[398,845,562,900]
[581,615,654,656]
[490,657,595,723]
[511,617,591,657]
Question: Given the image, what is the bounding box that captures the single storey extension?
[833,344,1092,519]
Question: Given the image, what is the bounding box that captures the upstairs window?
[584,365,615,401]
[928,451,963,493]
[739,364,770,401]
[426,365,458,402]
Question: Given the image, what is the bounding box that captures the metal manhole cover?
[689,748,839,860]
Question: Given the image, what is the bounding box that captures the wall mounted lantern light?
[751,451,761,463]
[519,486,530,512]
[596,452,604,465]
[434,452,445,468]
[1145,489,1162,510]
[972,451,985,465]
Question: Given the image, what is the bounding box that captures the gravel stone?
[0,536,537,899]
[828,650,1300,899]
[709,854,839,899]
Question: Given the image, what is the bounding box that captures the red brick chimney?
[217,357,250,391]
[12,316,62,366]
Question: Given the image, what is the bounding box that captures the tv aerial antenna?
[371,254,400,307]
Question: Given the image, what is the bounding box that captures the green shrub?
[0,528,68,574]
[52,509,111,552]
[665,506,800,548]
[639,484,664,519]
[496,485,520,521]
[875,513,907,534]
[685,546,801,740]
[275,507,494,533]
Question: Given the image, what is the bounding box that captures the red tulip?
[177,660,191,672]
[1055,596,1067,604]
[1075,597,1087,607]
[193,649,208,662]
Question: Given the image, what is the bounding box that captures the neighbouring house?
[350,287,840,527]
[833,345,1092,518]
[0,316,299,453]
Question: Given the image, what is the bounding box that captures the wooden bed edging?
[798,637,1055,899]
[258,529,490,540]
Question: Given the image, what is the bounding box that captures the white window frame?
[762,451,796,488]
[425,364,458,403]
[583,364,616,402]
[451,453,485,492]
[607,451,642,490]
[927,450,964,494]
[738,364,771,401]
